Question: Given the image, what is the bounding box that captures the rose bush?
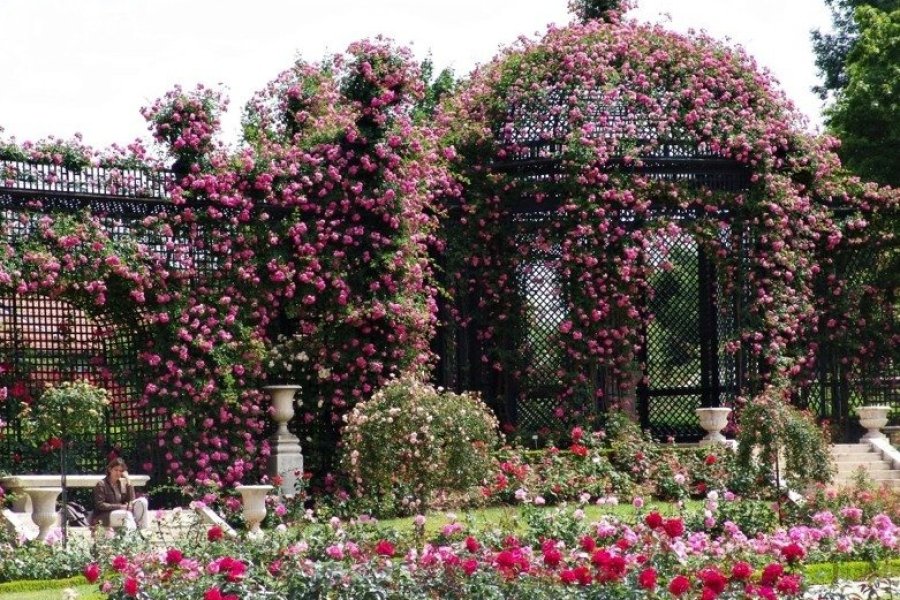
[339,376,499,516]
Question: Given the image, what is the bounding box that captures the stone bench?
[0,474,150,513]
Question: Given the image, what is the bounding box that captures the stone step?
[834,453,884,461]
[831,444,878,454]
[833,478,900,490]
[835,457,892,468]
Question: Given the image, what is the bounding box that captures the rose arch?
[0,203,171,474]
[436,10,897,442]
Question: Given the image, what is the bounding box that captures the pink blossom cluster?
[86,509,897,599]
[439,15,897,421]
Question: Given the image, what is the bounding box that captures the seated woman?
[90,458,149,530]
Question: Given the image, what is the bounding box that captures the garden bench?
[0,474,150,514]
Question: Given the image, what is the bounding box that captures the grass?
[0,585,101,600]
[380,498,703,536]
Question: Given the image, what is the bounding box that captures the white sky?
[0,0,834,150]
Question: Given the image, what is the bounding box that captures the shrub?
[735,387,834,492]
[340,376,499,516]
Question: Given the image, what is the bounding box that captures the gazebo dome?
[446,16,812,203]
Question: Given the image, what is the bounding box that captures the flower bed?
[71,499,898,599]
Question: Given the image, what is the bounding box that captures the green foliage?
[520,504,587,547]
[803,558,900,585]
[568,0,632,23]
[648,243,699,373]
[0,576,88,594]
[18,380,110,444]
[339,376,500,516]
[414,58,456,121]
[811,0,897,99]
[0,540,91,584]
[688,498,779,537]
[825,4,900,186]
[735,390,834,491]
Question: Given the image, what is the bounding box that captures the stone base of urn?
[696,407,732,445]
[264,385,305,496]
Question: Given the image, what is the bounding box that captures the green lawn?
[0,585,100,600]
[380,498,702,536]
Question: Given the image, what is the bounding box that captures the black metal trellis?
[436,95,898,442]
[0,160,173,475]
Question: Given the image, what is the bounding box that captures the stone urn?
[24,487,61,541]
[857,405,891,440]
[263,385,304,496]
[696,407,732,445]
[235,484,272,538]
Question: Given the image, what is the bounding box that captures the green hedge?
[804,559,900,584]
[0,576,87,594]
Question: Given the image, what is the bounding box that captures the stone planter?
[264,385,304,496]
[24,487,61,541]
[857,405,891,441]
[696,407,732,445]
[235,484,272,538]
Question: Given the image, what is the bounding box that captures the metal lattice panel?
[0,294,149,473]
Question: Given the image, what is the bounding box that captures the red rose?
[776,574,802,595]
[207,525,224,542]
[10,381,29,401]
[267,559,282,576]
[781,542,806,564]
[165,548,184,566]
[644,511,664,529]
[705,454,718,465]
[615,537,632,550]
[204,588,224,600]
[580,535,596,552]
[465,536,481,553]
[560,568,578,585]
[111,555,128,572]
[663,518,685,538]
[570,443,588,457]
[668,575,692,596]
[461,559,478,576]
[83,563,101,584]
[543,547,562,568]
[375,539,395,557]
[638,568,657,590]
[760,563,784,586]
[731,561,753,581]
[699,567,728,594]
[123,577,139,597]
[700,588,718,600]
[591,549,611,567]
[225,559,246,582]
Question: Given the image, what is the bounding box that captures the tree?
[810,0,897,100]
[824,5,900,186]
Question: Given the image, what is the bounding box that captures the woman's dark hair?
[105,457,128,476]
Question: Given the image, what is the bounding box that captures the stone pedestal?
[23,487,61,541]
[264,385,304,496]
[235,485,272,538]
[857,405,891,441]
[696,407,732,445]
